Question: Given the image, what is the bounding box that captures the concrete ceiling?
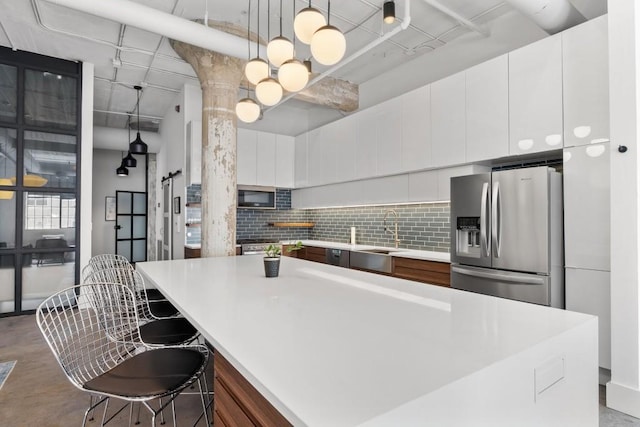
[0,0,607,139]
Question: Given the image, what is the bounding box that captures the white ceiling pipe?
[41,0,266,60]
[503,0,586,34]
[420,0,489,37]
[266,0,412,113]
[93,126,163,153]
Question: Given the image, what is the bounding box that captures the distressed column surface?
[172,22,251,257]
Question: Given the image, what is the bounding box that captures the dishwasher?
[325,248,350,267]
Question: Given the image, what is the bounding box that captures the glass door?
[115,191,147,263]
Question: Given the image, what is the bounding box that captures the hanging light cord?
[279,0,283,37]
[247,0,252,96]
[327,0,331,25]
[136,88,141,134]
[257,0,261,58]
[266,0,271,68]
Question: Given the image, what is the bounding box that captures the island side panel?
[214,352,293,427]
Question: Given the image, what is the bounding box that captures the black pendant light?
[129,85,148,154]
[123,114,137,167]
[116,152,129,176]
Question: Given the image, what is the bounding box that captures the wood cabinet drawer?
[214,377,255,427]
[213,409,227,427]
[214,353,292,427]
[393,257,451,287]
[185,246,201,259]
[298,246,326,264]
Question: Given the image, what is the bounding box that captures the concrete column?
[171,22,250,257]
[607,0,640,417]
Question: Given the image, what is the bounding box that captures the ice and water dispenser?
[455,217,481,257]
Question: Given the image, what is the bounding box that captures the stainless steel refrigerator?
[450,166,564,308]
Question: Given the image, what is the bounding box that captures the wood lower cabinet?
[214,353,292,427]
[392,257,451,287]
[185,246,241,258]
[294,246,326,264]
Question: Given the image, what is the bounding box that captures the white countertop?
[137,256,596,426]
[281,240,451,262]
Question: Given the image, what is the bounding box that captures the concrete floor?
[1,314,640,426]
[0,314,212,426]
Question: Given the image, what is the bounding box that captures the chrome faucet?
[383,209,400,248]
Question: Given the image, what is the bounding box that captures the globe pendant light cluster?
[237,0,346,123]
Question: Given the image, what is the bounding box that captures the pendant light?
[236,0,261,124]
[267,0,294,67]
[123,114,137,167]
[383,1,396,24]
[245,0,269,85]
[294,0,326,45]
[311,0,345,66]
[278,0,309,93]
[116,152,129,177]
[256,0,283,106]
[129,86,148,154]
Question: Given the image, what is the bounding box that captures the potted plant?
[263,241,304,278]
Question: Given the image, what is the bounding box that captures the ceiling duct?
[41,0,266,60]
[503,0,586,34]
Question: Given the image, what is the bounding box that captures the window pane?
[22,253,75,310]
[23,131,76,188]
[24,69,77,130]
[0,128,17,185]
[23,192,76,244]
[0,192,16,248]
[0,254,15,313]
[0,64,17,123]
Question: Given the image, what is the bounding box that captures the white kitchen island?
[136,256,597,427]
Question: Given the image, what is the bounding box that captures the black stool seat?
[145,288,165,301]
[84,348,205,398]
[149,300,179,318]
[140,318,198,345]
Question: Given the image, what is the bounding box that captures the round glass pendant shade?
[245,58,269,85]
[235,98,261,123]
[294,7,326,45]
[255,77,283,106]
[267,36,294,68]
[311,25,346,65]
[278,59,309,92]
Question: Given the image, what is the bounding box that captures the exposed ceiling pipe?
[41,0,266,60]
[266,0,412,113]
[503,0,586,34]
[419,0,489,37]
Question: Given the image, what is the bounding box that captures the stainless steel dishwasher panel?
[325,248,350,267]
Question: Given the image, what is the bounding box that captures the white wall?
[80,62,94,271]
[91,149,146,257]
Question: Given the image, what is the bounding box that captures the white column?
[80,62,94,269]
[606,0,640,416]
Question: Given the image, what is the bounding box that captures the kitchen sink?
[349,249,396,274]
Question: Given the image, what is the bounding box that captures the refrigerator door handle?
[491,182,501,258]
[451,265,546,286]
[480,182,490,257]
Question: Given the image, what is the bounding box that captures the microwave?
[238,185,276,209]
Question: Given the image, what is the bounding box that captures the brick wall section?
[185,185,450,252]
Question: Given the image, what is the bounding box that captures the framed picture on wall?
[173,196,181,214]
[105,196,116,221]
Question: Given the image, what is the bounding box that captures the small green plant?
[286,241,304,254]
[264,244,282,258]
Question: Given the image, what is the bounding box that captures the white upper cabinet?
[402,86,431,172]
[186,120,202,185]
[431,71,466,167]
[237,128,257,186]
[256,131,276,186]
[275,135,295,188]
[509,34,563,155]
[294,133,308,187]
[466,55,509,162]
[306,128,324,186]
[334,114,357,183]
[376,97,403,176]
[355,106,378,179]
[562,16,609,148]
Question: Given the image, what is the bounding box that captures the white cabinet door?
[566,268,611,369]
[275,135,295,188]
[186,120,202,185]
[563,142,610,271]
[563,15,609,148]
[431,71,466,167]
[237,128,257,185]
[355,106,378,179]
[307,128,324,186]
[334,114,357,183]
[256,131,276,186]
[509,34,563,154]
[321,121,338,184]
[361,175,409,205]
[402,86,431,172]
[408,170,438,202]
[377,97,403,176]
[294,133,308,188]
[466,55,509,162]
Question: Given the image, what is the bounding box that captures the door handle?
[114,225,121,230]
[491,182,501,258]
[451,266,545,285]
[480,182,490,257]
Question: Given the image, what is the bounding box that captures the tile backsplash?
[185,185,450,252]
